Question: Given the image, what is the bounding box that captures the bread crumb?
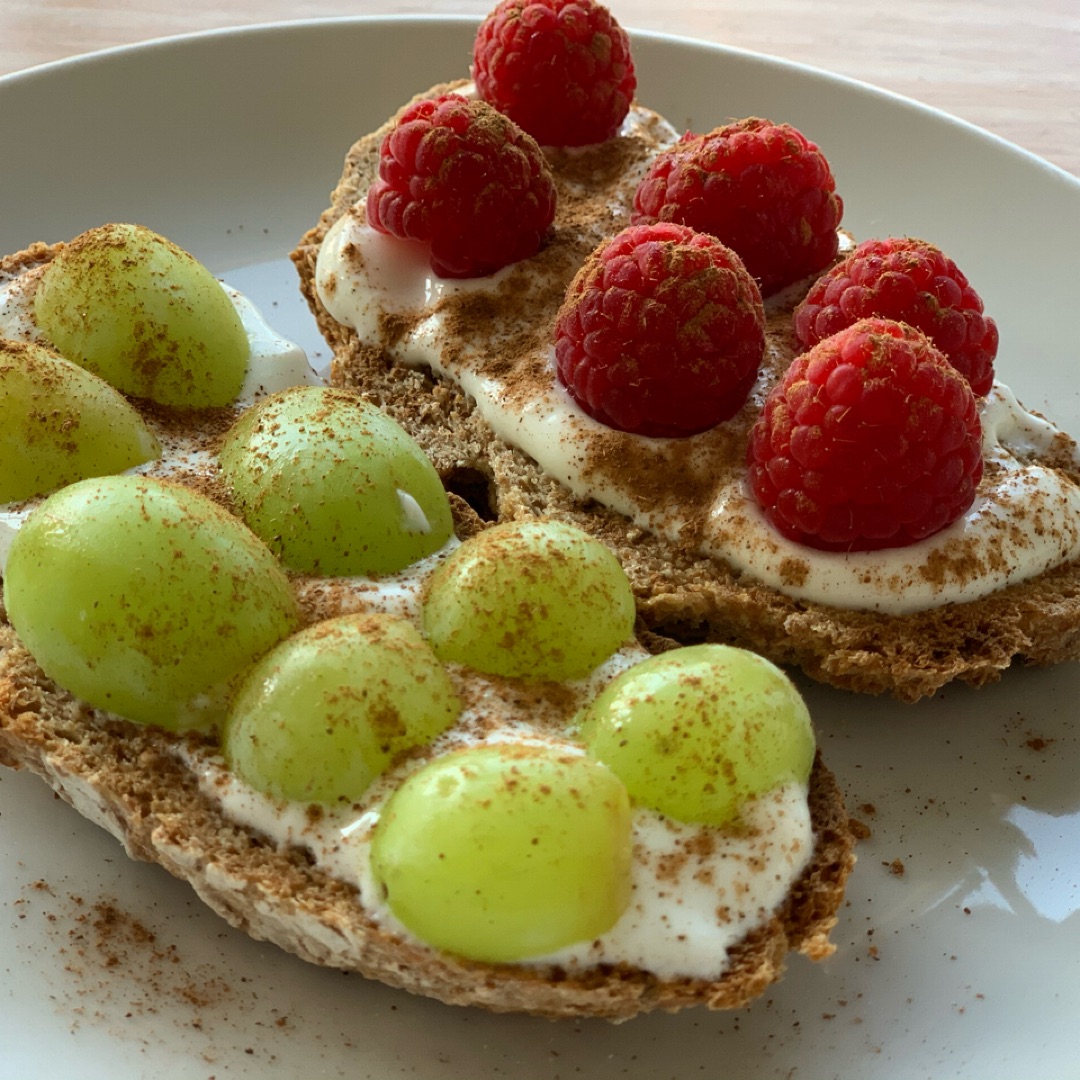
[848,817,872,840]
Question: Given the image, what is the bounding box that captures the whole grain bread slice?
[291,84,1080,703]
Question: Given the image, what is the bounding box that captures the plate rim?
[3,13,1075,190]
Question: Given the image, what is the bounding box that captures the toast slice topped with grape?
[292,1,1080,703]
[0,226,855,1020]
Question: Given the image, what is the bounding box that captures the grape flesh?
[224,613,461,804]
[2,475,299,732]
[578,645,815,827]
[33,223,249,407]
[218,386,454,576]
[422,520,635,680]
[370,743,632,963]
[0,340,159,502]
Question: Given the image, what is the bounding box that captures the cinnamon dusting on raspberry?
[429,132,663,407]
[368,114,670,401]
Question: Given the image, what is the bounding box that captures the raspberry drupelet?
[632,118,843,297]
[747,318,983,552]
[472,0,636,147]
[555,222,765,438]
[366,93,557,279]
[794,237,998,396]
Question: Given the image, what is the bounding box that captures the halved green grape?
[223,612,461,804]
[218,386,454,576]
[33,223,248,407]
[578,645,815,827]
[371,743,632,963]
[2,474,299,732]
[421,519,635,680]
[0,339,159,502]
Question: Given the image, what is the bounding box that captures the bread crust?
[291,84,1080,703]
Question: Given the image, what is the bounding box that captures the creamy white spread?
[313,112,1080,616]
[192,754,809,982]
[225,285,323,400]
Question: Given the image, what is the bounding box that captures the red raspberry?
[555,222,765,437]
[472,0,636,147]
[747,318,983,552]
[632,118,843,297]
[366,93,557,279]
[793,237,998,396]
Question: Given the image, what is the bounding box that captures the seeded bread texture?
[292,82,1080,703]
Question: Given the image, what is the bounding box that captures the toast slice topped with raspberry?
[292,2,1080,703]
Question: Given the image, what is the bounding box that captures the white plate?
[2,17,1079,1080]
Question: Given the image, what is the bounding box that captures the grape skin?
[33,223,249,407]
[422,519,636,680]
[219,386,454,576]
[3,474,300,732]
[370,743,633,963]
[578,644,816,827]
[223,612,462,803]
[0,339,159,502]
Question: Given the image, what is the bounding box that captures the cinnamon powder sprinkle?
[14,882,292,1062]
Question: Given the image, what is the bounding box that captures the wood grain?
[0,0,1076,176]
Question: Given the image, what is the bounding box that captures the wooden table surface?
[1,0,1077,178]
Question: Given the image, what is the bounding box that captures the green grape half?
[223,612,461,804]
[0,339,159,502]
[218,386,454,576]
[578,645,816,827]
[370,743,632,963]
[33,222,249,407]
[421,520,635,680]
[2,474,300,732]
